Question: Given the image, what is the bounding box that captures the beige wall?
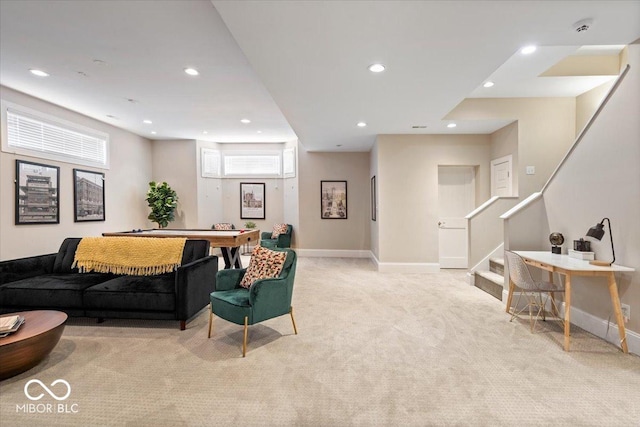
[447,97,576,198]
[151,139,198,228]
[297,150,370,250]
[0,86,152,260]
[376,134,491,264]
[576,80,616,136]
[543,44,640,334]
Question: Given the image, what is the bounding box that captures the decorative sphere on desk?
[549,232,564,246]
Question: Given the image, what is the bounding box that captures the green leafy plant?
[244,221,257,229]
[146,181,178,228]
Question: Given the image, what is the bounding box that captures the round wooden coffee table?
[0,310,67,380]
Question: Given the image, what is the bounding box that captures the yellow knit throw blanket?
[73,237,187,276]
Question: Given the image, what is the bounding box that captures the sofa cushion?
[271,223,288,239]
[53,238,82,274]
[180,240,210,264]
[0,273,112,308]
[83,274,176,312]
[239,246,287,289]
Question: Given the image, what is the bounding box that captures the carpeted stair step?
[474,270,504,301]
[489,257,504,275]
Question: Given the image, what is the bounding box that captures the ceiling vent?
[573,18,593,33]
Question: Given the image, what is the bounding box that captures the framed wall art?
[73,168,105,222]
[371,175,376,221]
[15,159,60,225]
[240,182,265,219]
[321,180,347,219]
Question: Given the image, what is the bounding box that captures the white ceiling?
[1,1,639,152]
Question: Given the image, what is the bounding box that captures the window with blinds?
[223,154,281,176]
[5,107,109,168]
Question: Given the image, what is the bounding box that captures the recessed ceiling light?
[29,69,49,77]
[521,45,537,55]
[184,68,199,76]
[257,130,262,134]
[357,122,367,127]
[240,119,251,124]
[203,131,208,134]
[447,123,457,128]
[143,119,153,124]
[151,131,157,135]
[483,81,494,88]
[368,63,385,73]
[336,144,342,147]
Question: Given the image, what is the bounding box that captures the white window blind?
[6,107,108,167]
[201,148,221,177]
[224,154,281,176]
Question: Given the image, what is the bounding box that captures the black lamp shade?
[586,222,605,240]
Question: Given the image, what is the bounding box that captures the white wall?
[0,86,152,259]
[543,44,640,334]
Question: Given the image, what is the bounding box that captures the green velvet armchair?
[260,224,292,249]
[208,248,297,357]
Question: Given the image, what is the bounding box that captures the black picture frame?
[240,182,265,219]
[15,159,60,225]
[321,180,347,219]
[73,168,105,222]
[371,176,376,221]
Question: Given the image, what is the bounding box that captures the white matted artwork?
[321,180,347,219]
[240,182,265,219]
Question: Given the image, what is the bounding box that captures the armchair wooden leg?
[243,316,248,358]
[290,307,298,335]
[208,311,213,338]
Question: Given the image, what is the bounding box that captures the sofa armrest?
[174,255,218,321]
[261,231,272,241]
[249,277,291,322]
[0,253,56,285]
[215,268,246,291]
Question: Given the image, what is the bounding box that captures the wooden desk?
[507,251,634,353]
[103,229,260,269]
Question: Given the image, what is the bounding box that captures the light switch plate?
[526,166,535,175]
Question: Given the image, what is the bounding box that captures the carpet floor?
[1,257,639,426]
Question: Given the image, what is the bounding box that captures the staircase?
[474,258,504,300]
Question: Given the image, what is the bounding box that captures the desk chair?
[504,250,565,332]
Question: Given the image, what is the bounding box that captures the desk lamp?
[586,218,615,266]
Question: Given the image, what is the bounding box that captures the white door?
[491,155,512,197]
[438,166,475,269]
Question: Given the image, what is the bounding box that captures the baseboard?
[467,272,475,286]
[295,249,372,258]
[502,289,639,355]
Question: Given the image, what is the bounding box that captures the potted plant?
[146,181,178,228]
[244,221,257,229]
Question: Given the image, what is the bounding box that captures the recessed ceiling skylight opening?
[368,64,385,73]
[521,45,537,55]
[29,69,49,77]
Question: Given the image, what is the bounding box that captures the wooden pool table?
[102,228,260,269]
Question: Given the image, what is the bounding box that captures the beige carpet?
[1,257,639,426]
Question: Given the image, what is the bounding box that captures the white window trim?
[283,147,296,178]
[1,100,110,169]
[201,147,221,178]
[221,150,282,178]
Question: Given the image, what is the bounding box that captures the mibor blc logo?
[16,379,79,414]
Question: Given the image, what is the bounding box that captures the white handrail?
[500,192,542,219]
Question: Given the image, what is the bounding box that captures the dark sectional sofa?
[0,238,218,330]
